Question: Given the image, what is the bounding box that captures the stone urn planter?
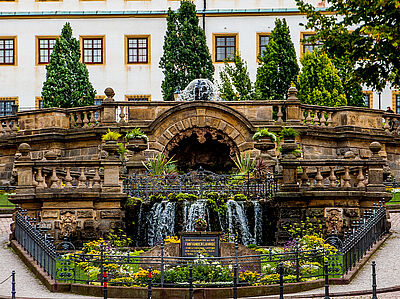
[126,138,147,153]
[254,139,275,152]
[281,142,298,159]
[102,140,119,159]
[194,219,208,232]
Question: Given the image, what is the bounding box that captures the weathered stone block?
[100,210,121,219]
[77,210,93,219]
[42,210,58,219]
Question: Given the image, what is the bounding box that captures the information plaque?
[181,233,220,257]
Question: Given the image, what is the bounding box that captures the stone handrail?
[67,105,102,129]
[299,104,336,127]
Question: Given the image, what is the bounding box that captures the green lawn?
[386,192,400,206]
[0,193,14,209]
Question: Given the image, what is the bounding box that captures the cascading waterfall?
[147,201,176,246]
[185,200,207,232]
[226,200,253,245]
[253,201,262,245]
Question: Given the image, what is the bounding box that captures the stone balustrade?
[300,105,335,127]
[32,160,102,190]
[0,115,18,135]
[68,106,102,129]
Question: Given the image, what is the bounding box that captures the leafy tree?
[219,54,254,101]
[256,18,299,101]
[159,0,214,101]
[296,0,400,92]
[42,23,95,108]
[297,50,347,107]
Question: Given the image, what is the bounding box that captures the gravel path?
[0,217,91,299]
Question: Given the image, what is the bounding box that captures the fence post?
[161,240,164,288]
[148,267,152,299]
[372,261,377,299]
[189,264,193,299]
[279,263,284,299]
[11,270,15,299]
[233,263,238,299]
[103,271,107,299]
[235,240,239,266]
[324,261,329,299]
[295,239,300,282]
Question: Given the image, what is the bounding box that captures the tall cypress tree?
[160,0,214,101]
[256,18,299,101]
[219,54,254,101]
[297,50,347,107]
[42,23,95,108]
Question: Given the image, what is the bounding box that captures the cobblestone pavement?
[1,214,400,298]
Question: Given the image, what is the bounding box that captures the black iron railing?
[14,208,57,279]
[12,203,388,289]
[342,203,388,274]
[123,169,278,200]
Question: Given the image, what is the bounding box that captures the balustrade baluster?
[356,166,365,187]
[89,110,96,126]
[384,117,391,132]
[312,110,320,126]
[32,171,38,187]
[306,109,312,125]
[320,111,327,126]
[78,167,87,188]
[69,113,76,128]
[277,105,283,123]
[343,166,351,187]
[36,168,46,189]
[82,111,89,128]
[93,167,101,188]
[4,120,11,134]
[327,112,333,127]
[315,166,323,187]
[329,166,337,187]
[300,109,305,124]
[76,112,83,128]
[64,167,73,188]
[119,105,126,124]
[88,179,93,189]
[300,166,309,187]
[50,167,59,189]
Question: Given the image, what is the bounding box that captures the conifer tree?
[160,0,214,101]
[42,23,95,108]
[256,18,299,101]
[297,50,347,107]
[219,54,254,101]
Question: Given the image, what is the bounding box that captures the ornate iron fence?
[123,169,278,200]
[12,203,388,289]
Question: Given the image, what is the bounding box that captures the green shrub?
[231,193,248,202]
[253,128,277,142]
[102,129,121,142]
[149,194,165,202]
[125,128,148,143]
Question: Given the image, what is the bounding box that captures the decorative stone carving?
[60,210,77,237]
[77,210,94,219]
[325,208,343,234]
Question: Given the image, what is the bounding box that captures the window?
[363,91,373,108]
[0,97,18,116]
[257,33,270,58]
[393,91,400,114]
[213,34,238,62]
[126,95,151,101]
[301,33,323,55]
[81,37,104,64]
[35,97,44,109]
[0,38,16,65]
[37,37,57,65]
[126,36,150,64]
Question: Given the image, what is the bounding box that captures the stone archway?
[164,127,239,172]
[147,101,256,157]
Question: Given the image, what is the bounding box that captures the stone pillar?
[102,140,122,192]
[101,87,117,124]
[285,86,301,124]
[367,142,385,192]
[14,143,35,194]
[280,142,299,192]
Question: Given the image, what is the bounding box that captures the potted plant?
[252,128,277,143]
[102,129,122,144]
[125,128,148,152]
[194,217,207,232]
[280,127,299,143]
[102,129,121,158]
